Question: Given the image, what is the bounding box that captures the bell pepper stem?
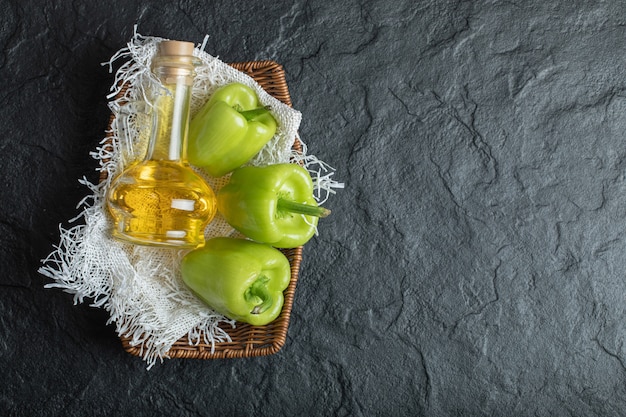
[277,198,331,218]
[237,106,272,121]
[245,276,273,315]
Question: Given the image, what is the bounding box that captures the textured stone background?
[3,0,626,415]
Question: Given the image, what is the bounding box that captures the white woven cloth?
[39,32,321,368]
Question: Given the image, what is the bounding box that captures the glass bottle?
[106,40,217,249]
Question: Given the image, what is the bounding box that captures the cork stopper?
[152,40,200,84]
[158,40,195,58]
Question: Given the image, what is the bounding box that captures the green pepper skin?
[181,237,291,326]
[217,164,320,248]
[188,83,277,177]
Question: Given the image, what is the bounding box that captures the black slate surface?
[3,0,626,415]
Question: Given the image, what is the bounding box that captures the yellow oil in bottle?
[106,40,216,249]
[107,160,216,248]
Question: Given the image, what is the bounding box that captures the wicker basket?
[104,61,303,359]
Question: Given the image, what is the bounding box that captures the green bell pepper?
[181,237,291,326]
[188,83,277,177]
[217,163,330,248]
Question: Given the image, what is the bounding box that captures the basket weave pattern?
[105,61,302,359]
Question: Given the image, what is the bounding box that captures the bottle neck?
[145,73,194,162]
